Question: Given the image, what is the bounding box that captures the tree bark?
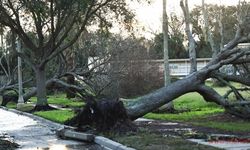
[218,8,224,51]
[180,0,197,73]
[126,71,202,120]
[66,74,76,98]
[163,0,170,86]
[125,45,249,120]
[34,66,48,107]
[161,0,174,111]
[202,0,218,57]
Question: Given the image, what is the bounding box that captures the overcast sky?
[129,0,244,39]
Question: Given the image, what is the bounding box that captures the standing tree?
[149,14,187,60]
[180,0,197,73]
[202,0,218,57]
[0,0,137,110]
[0,30,19,93]
[163,0,170,86]
[218,4,224,51]
[159,0,173,112]
[190,4,238,58]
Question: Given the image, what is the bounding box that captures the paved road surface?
[0,108,101,150]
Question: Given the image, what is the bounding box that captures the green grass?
[145,92,224,122]
[16,104,34,112]
[6,102,17,109]
[193,121,250,132]
[173,93,220,110]
[34,110,75,123]
[144,84,250,132]
[145,108,224,121]
[25,94,83,124]
[29,94,84,107]
[16,83,250,133]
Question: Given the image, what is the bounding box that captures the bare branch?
[211,72,250,86]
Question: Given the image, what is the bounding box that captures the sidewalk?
[0,108,101,150]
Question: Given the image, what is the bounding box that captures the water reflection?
[50,144,67,150]
[38,144,103,150]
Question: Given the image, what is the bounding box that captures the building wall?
[150,58,211,77]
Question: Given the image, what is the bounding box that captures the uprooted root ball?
[65,98,136,133]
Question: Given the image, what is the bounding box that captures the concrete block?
[57,129,94,142]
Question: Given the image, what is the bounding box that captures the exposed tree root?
[65,98,136,133]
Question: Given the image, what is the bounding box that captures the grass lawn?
[34,110,75,123]
[5,84,249,150]
[144,83,250,132]
[29,94,85,107]
[6,102,17,109]
[29,94,82,123]
[145,92,225,121]
[4,94,81,123]
[7,84,249,132]
[193,121,250,132]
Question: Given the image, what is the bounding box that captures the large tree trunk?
[66,74,76,98]
[34,66,49,109]
[126,72,202,120]
[125,46,250,120]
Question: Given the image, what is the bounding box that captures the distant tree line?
[150,4,238,59]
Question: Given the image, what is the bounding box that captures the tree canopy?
[0,0,144,109]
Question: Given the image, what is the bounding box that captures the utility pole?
[17,39,24,108]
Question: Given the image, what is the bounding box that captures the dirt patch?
[112,131,221,150]
[204,112,250,122]
[136,120,217,138]
[0,139,19,150]
[135,114,250,138]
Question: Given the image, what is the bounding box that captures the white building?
[152,58,211,77]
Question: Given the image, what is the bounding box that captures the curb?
[0,106,136,150]
[95,136,136,150]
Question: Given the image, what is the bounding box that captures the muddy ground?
[136,113,250,138]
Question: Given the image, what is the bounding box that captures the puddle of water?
[161,128,193,132]
[189,139,250,149]
[36,144,103,150]
[159,122,179,126]
[135,118,154,122]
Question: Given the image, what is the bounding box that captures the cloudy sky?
[129,0,243,38]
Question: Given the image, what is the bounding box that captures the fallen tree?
[65,40,250,131]
[1,1,249,131]
[124,2,250,120]
[64,4,250,130]
[126,46,250,120]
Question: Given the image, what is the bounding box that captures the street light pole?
[17,39,24,108]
